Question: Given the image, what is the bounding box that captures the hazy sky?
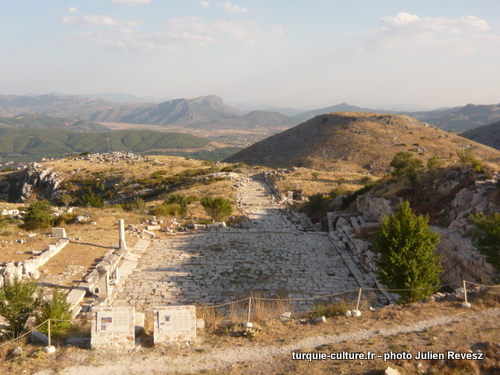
[2,0,500,109]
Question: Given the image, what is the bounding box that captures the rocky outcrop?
[18,163,64,202]
[356,194,402,221]
[354,176,499,286]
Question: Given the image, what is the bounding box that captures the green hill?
[0,128,211,162]
[0,114,110,132]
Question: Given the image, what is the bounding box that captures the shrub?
[58,193,77,208]
[124,197,147,215]
[167,194,189,216]
[426,156,442,171]
[0,278,42,339]
[328,187,347,199]
[304,193,329,217]
[152,203,183,217]
[390,152,424,182]
[456,148,476,164]
[79,189,105,208]
[53,212,78,227]
[37,288,73,338]
[375,201,441,303]
[360,176,373,185]
[200,196,233,221]
[22,200,54,230]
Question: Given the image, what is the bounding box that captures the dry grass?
[2,298,499,374]
[270,168,375,198]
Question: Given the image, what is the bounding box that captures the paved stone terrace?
[112,174,362,311]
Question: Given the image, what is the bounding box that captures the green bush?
[200,196,233,221]
[79,189,105,208]
[152,203,183,217]
[426,156,442,171]
[58,193,77,208]
[328,187,347,199]
[53,212,78,227]
[37,288,73,338]
[304,193,329,217]
[456,148,476,164]
[166,194,188,216]
[22,200,54,230]
[0,278,42,339]
[124,197,147,215]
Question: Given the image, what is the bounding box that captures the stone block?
[51,228,67,238]
[29,331,48,346]
[142,230,155,239]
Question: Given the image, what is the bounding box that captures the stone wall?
[0,238,69,286]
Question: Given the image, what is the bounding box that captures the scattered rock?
[196,318,205,330]
[313,316,326,323]
[11,346,22,356]
[280,312,292,322]
[385,366,401,375]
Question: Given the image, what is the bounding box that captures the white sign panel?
[97,311,130,333]
[157,310,192,332]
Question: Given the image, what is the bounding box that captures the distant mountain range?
[1,93,499,136]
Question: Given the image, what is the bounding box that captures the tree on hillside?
[470,212,500,281]
[0,278,42,339]
[375,201,442,303]
[390,152,424,184]
[22,199,54,230]
[200,196,232,222]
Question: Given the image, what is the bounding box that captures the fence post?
[247,297,252,323]
[462,280,471,308]
[47,319,51,347]
[355,287,363,311]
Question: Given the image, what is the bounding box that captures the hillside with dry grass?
[225,112,500,173]
[461,120,500,151]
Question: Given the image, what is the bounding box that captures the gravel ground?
[56,307,500,375]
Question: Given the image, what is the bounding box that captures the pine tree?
[0,278,42,338]
[375,201,441,303]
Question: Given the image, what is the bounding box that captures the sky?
[2,0,500,110]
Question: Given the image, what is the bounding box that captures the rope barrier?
[0,320,49,348]
[463,280,500,288]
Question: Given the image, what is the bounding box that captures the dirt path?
[58,307,500,375]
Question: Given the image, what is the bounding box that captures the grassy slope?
[0,128,211,160]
